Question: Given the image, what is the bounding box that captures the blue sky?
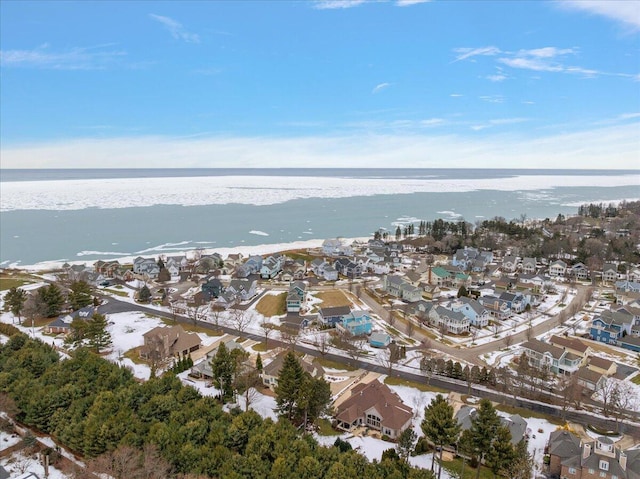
[1,0,639,168]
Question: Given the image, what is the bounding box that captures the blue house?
[617,335,640,352]
[337,310,373,336]
[590,310,633,345]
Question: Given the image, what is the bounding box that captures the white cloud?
[396,0,431,6]
[498,56,564,72]
[558,0,640,31]
[450,93,463,97]
[3,122,637,169]
[452,46,501,62]
[149,14,200,43]
[0,44,126,70]
[372,82,390,93]
[313,0,367,9]
[619,112,640,120]
[486,74,507,82]
[479,95,505,103]
[522,47,577,58]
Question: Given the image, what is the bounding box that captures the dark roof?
[319,305,351,318]
[548,429,582,460]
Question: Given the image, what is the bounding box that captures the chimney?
[583,443,592,459]
[429,265,432,284]
[620,451,627,471]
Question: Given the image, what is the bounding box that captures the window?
[600,460,609,471]
[568,468,576,474]
[599,473,606,478]
[589,469,595,474]
[366,413,381,429]
[612,475,618,479]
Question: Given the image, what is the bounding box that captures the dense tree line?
[0,335,435,478]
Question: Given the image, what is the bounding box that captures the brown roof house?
[334,380,413,439]
[261,351,325,391]
[139,325,201,362]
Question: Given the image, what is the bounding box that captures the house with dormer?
[521,257,537,275]
[478,295,512,320]
[45,305,100,335]
[569,262,590,281]
[236,255,263,278]
[502,254,518,273]
[549,432,640,479]
[590,310,635,345]
[286,281,307,313]
[227,279,258,302]
[133,257,160,278]
[334,257,363,279]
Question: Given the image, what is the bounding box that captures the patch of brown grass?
[255,292,287,316]
[315,290,351,308]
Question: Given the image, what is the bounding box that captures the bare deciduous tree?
[187,301,208,327]
[280,324,299,351]
[260,319,276,348]
[503,333,514,348]
[230,307,251,334]
[313,333,331,357]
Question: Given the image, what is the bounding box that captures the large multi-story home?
[286,281,307,313]
[569,262,590,281]
[139,325,201,362]
[452,296,490,328]
[334,380,413,440]
[478,295,512,320]
[452,247,493,271]
[318,305,352,327]
[260,255,283,279]
[549,260,568,277]
[190,340,246,380]
[226,279,258,302]
[602,263,619,284]
[235,255,263,278]
[133,256,160,278]
[382,275,422,302]
[334,257,363,279]
[521,257,537,275]
[261,352,324,391]
[201,277,224,301]
[428,305,470,335]
[548,430,640,479]
[502,254,518,273]
[310,259,339,281]
[336,310,373,336]
[520,338,586,375]
[590,310,636,345]
[322,238,353,257]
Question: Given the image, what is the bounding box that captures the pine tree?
[3,287,27,323]
[138,285,151,303]
[87,313,112,353]
[256,353,263,372]
[467,399,501,479]
[396,427,417,462]
[275,351,305,421]
[486,425,514,478]
[68,281,93,310]
[421,394,460,479]
[37,283,64,317]
[507,439,533,479]
[211,342,235,401]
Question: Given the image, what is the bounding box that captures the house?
[412,300,434,322]
[190,340,246,379]
[236,255,263,278]
[94,259,121,277]
[311,259,339,281]
[502,254,518,273]
[615,280,640,294]
[478,295,512,320]
[428,305,470,335]
[334,380,413,439]
[456,406,528,445]
[201,278,224,301]
[194,254,224,274]
[521,257,537,275]
[587,356,617,377]
[428,266,451,286]
[318,305,352,327]
[139,325,201,361]
[617,334,640,353]
[133,257,160,278]
[549,335,590,358]
[383,275,423,302]
[45,305,99,335]
[549,260,568,277]
[576,366,606,392]
[334,257,363,279]
[549,432,640,479]
[452,297,490,328]
[452,247,492,271]
[260,255,283,279]
[286,281,307,313]
[261,352,324,390]
[602,263,619,284]
[569,262,590,281]
[547,429,582,478]
[227,279,258,302]
[520,339,584,375]
[590,310,635,345]
[369,332,391,348]
[336,310,373,336]
[499,291,527,313]
[322,238,352,257]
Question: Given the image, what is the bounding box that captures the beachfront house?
[260,255,283,279]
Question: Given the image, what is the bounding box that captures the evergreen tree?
[37,284,64,317]
[457,285,469,298]
[157,268,171,283]
[3,287,27,323]
[87,313,112,353]
[256,353,263,372]
[396,427,417,462]
[507,439,534,479]
[275,351,305,421]
[296,373,331,427]
[138,285,151,303]
[421,394,460,479]
[467,399,501,479]
[211,342,235,401]
[486,425,514,478]
[65,316,88,349]
[68,281,93,310]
